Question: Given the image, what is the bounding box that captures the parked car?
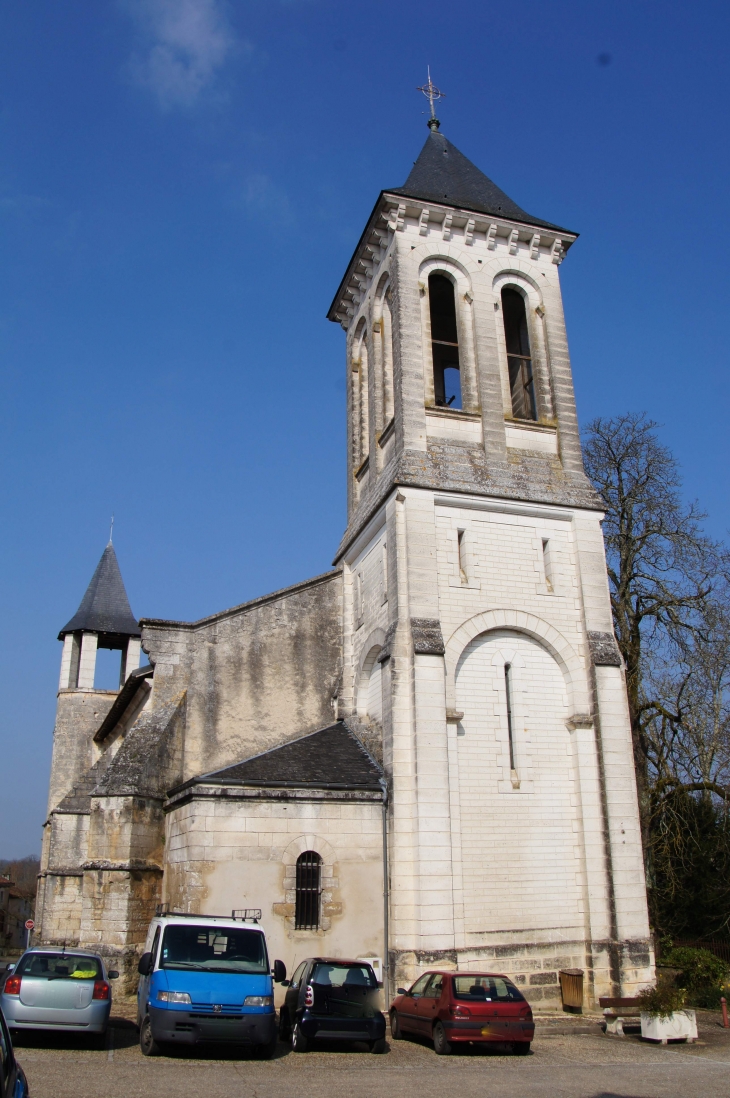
[136,912,286,1058]
[279,957,386,1053]
[390,971,534,1055]
[0,1004,29,1097]
[1,948,117,1040]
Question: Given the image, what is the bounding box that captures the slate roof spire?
[59,543,140,639]
[389,128,570,233]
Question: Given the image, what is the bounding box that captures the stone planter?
[640,1010,697,1043]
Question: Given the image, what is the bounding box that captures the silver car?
[1,948,118,1036]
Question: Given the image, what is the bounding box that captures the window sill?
[354,455,370,482]
[378,418,395,447]
[426,406,481,422]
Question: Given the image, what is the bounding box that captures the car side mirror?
[108,971,120,980]
[5,965,15,975]
[397,988,407,995]
[137,952,153,976]
[273,960,287,983]
[280,979,290,987]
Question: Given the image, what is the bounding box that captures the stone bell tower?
[46,541,141,814]
[328,119,653,1004]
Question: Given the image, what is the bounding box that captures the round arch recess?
[444,610,590,718]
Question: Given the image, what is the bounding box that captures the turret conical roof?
[59,543,140,639]
[389,129,571,233]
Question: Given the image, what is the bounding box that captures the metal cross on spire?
[417,67,445,131]
[109,514,114,544]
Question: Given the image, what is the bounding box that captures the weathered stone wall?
[46,690,118,812]
[163,788,385,1005]
[141,572,343,782]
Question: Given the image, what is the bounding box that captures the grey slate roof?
[389,129,571,233]
[93,665,154,743]
[59,543,140,639]
[199,722,383,791]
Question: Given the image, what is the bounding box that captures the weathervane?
[109,514,114,544]
[417,67,444,131]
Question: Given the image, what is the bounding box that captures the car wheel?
[278,1010,291,1039]
[369,1037,387,1054]
[513,1041,530,1055]
[433,1021,452,1056]
[389,1011,403,1040]
[139,1015,162,1057]
[291,1023,309,1053]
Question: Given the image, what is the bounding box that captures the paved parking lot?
[13,1010,730,1098]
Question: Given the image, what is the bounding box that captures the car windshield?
[311,963,377,987]
[452,976,524,1002]
[160,925,268,974]
[16,953,102,980]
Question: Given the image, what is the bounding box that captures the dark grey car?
[0,1005,29,1097]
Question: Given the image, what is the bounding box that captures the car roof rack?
[154,904,262,923]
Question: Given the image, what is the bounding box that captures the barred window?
[295,851,322,930]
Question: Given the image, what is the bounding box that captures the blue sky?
[1,0,728,856]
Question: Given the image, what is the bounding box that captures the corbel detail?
[508,229,519,255]
[388,204,406,232]
[418,208,430,236]
[442,212,453,240]
[487,223,498,249]
[551,238,564,264]
[464,217,475,245]
[530,233,541,259]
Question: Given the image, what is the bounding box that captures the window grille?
[295,851,322,930]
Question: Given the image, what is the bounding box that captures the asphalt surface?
[12,1008,730,1098]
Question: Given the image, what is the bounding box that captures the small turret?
[58,542,141,691]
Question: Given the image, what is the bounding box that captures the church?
[36,118,653,1008]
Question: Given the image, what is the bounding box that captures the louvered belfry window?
[295,851,322,930]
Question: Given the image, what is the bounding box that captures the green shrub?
[661,947,729,991]
[636,983,687,1019]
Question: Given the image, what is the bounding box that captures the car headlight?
[244,996,273,1007]
[156,991,192,1004]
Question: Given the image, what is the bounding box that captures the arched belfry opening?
[502,288,536,421]
[428,273,462,409]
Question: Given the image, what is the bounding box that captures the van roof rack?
[154,904,262,923]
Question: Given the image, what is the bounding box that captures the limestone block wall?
[48,812,90,873]
[163,790,385,1003]
[79,795,165,991]
[37,874,84,945]
[141,572,343,783]
[47,690,118,812]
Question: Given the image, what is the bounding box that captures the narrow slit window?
[295,851,322,930]
[504,663,516,772]
[542,539,554,592]
[382,290,394,423]
[502,288,536,421]
[457,529,468,584]
[428,273,462,409]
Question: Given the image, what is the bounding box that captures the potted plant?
[636,984,697,1044]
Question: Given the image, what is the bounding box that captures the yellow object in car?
[70,969,97,979]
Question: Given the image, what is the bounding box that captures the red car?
[390,971,534,1055]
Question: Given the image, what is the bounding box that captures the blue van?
[136,910,286,1057]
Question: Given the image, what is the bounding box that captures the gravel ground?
[12,1008,730,1098]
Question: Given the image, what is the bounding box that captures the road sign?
[24,919,34,931]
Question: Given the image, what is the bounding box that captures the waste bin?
[559,969,584,1013]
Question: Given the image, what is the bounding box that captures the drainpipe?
[380,776,390,1008]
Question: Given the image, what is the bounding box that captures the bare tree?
[582,413,728,850]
